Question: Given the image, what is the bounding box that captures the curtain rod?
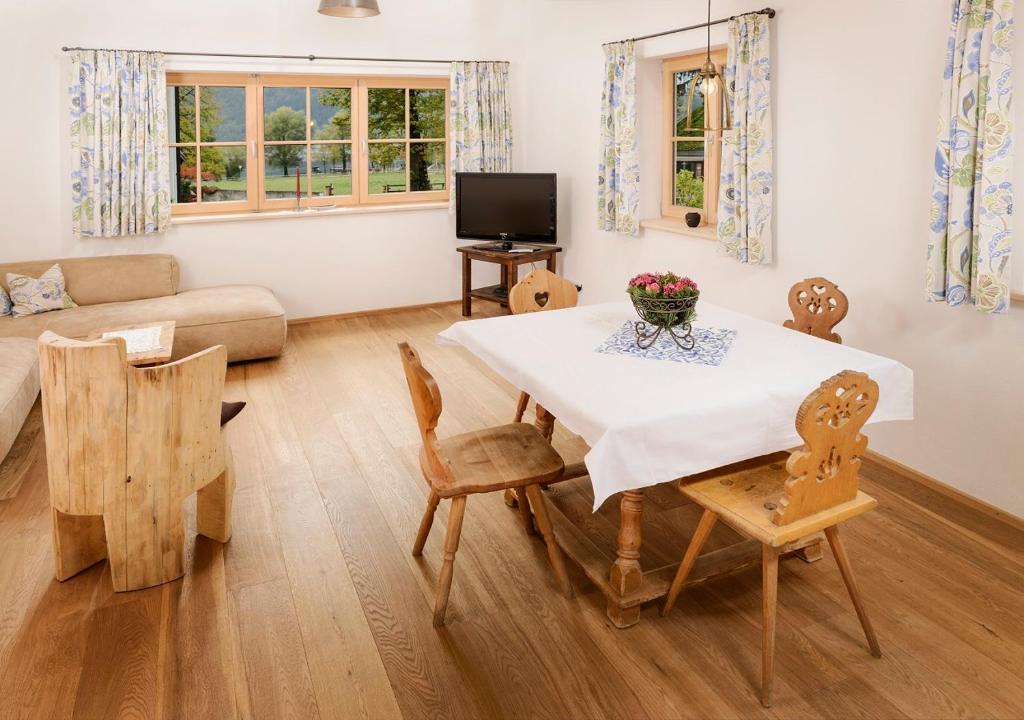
[603,7,775,46]
[59,47,509,65]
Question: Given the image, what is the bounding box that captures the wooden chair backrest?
[38,331,228,518]
[508,269,579,314]
[773,370,878,525]
[397,342,450,482]
[783,277,849,343]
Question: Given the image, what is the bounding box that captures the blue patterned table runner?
[595,321,737,366]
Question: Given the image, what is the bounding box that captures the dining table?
[437,300,914,627]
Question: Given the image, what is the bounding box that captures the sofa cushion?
[0,286,10,316]
[1,337,39,463]
[7,264,78,317]
[0,285,286,363]
[0,254,179,306]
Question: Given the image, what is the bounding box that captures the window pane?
[310,144,352,197]
[200,146,247,202]
[673,140,706,208]
[169,147,198,204]
[167,86,196,143]
[368,142,406,194]
[311,88,351,141]
[409,89,445,139]
[264,87,308,141]
[674,70,705,136]
[410,142,445,192]
[264,144,308,199]
[367,88,405,140]
[199,86,246,142]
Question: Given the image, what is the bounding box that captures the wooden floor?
[1,303,1023,720]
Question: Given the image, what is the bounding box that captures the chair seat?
[680,459,877,547]
[423,422,565,497]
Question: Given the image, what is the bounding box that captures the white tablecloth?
[438,301,914,510]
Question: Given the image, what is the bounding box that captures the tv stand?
[457,243,562,317]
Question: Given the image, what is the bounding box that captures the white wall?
[0,0,532,317]
[522,0,1023,515]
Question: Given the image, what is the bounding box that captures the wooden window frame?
[357,77,450,205]
[165,72,449,217]
[167,72,259,216]
[661,49,726,226]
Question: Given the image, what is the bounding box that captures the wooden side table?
[457,244,563,317]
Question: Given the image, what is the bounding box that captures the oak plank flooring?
[0,302,1023,719]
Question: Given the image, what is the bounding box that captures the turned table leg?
[607,489,645,628]
[795,539,824,563]
[533,403,555,442]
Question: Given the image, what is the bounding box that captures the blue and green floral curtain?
[598,41,639,236]
[449,62,514,208]
[69,50,170,237]
[927,0,1015,313]
[718,14,774,264]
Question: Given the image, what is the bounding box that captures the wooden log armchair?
[38,332,235,592]
[663,370,882,707]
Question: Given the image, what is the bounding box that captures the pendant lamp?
[683,0,731,132]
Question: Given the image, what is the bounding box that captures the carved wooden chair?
[508,269,578,423]
[505,268,580,519]
[398,341,573,626]
[783,276,849,343]
[38,331,235,592]
[662,370,882,707]
[508,267,579,317]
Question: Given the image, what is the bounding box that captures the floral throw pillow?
[0,286,11,316]
[7,264,78,317]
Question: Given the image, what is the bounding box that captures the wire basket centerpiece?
[627,272,700,350]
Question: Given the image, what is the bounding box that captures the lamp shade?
[318,0,380,17]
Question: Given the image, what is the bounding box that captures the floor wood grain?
[1,303,1022,720]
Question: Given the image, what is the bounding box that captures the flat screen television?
[456,172,557,245]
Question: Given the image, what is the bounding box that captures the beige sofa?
[0,254,286,363]
[0,338,39,463]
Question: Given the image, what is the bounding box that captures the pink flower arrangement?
[627,272,698,300]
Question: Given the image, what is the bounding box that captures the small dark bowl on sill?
[685,212,702,228]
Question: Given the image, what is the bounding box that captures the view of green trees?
[171,84,446,201]
[674,169,704,208]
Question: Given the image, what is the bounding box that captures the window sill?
[171,201,449,226]
[640,218,717,241]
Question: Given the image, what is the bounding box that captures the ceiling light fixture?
[317,0,380,18]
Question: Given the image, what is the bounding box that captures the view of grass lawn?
[209,171,445,196]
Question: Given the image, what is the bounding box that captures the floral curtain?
[717,14,774,264]
[69,50,170,237]
[927,0,1015,314]
[598,41,639,236]
[449,62,514,208]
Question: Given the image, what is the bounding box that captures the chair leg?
[197,459,235,543]
[824,525,881,658]
[413,491,441,557]
[662,509,718,616]
[514,391,530,423]
[761,544,780,708]
[516,487,535,535]
[51,508,107,582]
[433,496,467,627]
[524,484,573,598]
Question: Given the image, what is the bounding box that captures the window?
[166,73,448,216]
[661,50,726,226]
